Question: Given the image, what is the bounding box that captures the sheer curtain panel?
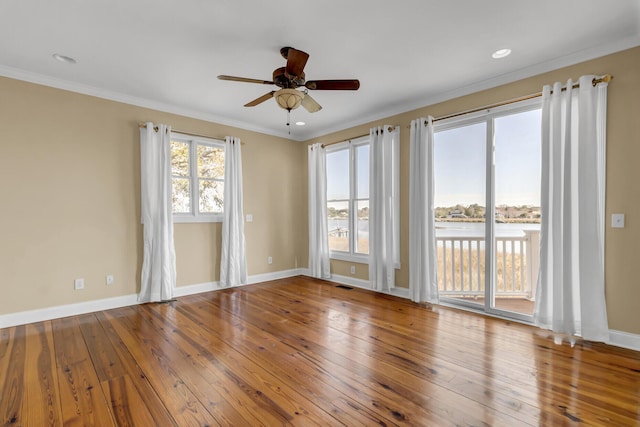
[409,117,439,303]
[139,122,176,302]
[220,136,247,287]
[369,125,400,292]
[534,76,609,343]
[308,143,331,279]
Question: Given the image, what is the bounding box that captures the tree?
[170,141,225,213]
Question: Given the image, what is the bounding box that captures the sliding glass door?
[433,100,542,321]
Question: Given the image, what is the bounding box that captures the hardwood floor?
[1,276,639,426]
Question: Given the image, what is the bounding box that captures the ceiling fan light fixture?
[274,88,304,110]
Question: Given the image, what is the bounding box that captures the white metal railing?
[437,230,540,300]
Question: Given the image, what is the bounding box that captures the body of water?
[328,219,369,236]
[328,219,540,237]
[329,219,539,253]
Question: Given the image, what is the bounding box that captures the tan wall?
[305,46,640,335]
[0,76,307,314]
[2,46,639,336]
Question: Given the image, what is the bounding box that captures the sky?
[325,107,542,208]
[326,144,369,201]
[434,108,542,207]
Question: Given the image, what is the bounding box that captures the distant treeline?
[435,204,541,221]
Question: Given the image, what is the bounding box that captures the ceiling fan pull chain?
[287,109,291,135]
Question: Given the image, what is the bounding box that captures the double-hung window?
[170,133,225,222]
[326,136,370,262]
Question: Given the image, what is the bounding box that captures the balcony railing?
[437,230,540,300]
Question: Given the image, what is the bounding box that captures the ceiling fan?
[217,47,360,115]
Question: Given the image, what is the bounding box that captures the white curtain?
[219,136,247,287]
[139,122,176,302]
[369,125,400,292]
[308,143,331,279]
[409,117,439,303]
[534,76,609,343]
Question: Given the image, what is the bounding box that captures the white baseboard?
[313,273,411,300]
[173,281,220,297]
[247,268,308,285]
[173,268,307,298]
[2,270,639,353]
[321,273,370,290]
[609,329,640,352]
[0,293,139,329]
[0,268,308,329]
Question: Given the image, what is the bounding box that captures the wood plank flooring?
[1,276,639,426]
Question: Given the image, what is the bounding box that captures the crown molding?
[0,64,293,140]
[2,34,639,143]
[300,35,640,142]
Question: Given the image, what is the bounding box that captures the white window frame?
[171,132,225,223]
[326,135,370,264]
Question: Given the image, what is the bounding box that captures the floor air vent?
[336,285,353,290]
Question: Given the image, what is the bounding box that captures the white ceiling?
[1,1,639,141]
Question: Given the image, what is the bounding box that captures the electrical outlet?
[106,275,114,285]
[74,278,85,290]
[267,256,273,265]
[350,265,356,274]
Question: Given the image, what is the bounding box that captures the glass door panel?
[492,109,542,316]
[434,121,487,308]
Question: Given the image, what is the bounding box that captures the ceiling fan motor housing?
[273,67,305,88]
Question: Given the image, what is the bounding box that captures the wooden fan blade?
[218,75,274,85]
[285,48,309,78]
[305,79,360,90]
[301,93,322,113]
[244,91,275,107]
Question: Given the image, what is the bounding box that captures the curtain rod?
[320,125,399,149]
[419,74,612,126]
[319,74,611,149]
[138,123,226,141]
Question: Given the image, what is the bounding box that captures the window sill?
[329,252,369,264]
[173,215,223,224]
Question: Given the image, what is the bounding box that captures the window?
[326,136,370,262]
[170,133,225,222]
[433,98,542,320]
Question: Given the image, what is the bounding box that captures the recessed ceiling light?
[492,48,511,59]
[52,53,77,64]
[295,121,306,126]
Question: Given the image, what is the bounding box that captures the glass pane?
[355,200,369,254]
[434,121,486,306]
[493,108,541,316]
[197,144,224,179]
[172,177,190,213]
[171,141,190,176]
[199,180,223,214]
[326,149,349,200]
[356,144,369,199]
[327,200,349,252]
